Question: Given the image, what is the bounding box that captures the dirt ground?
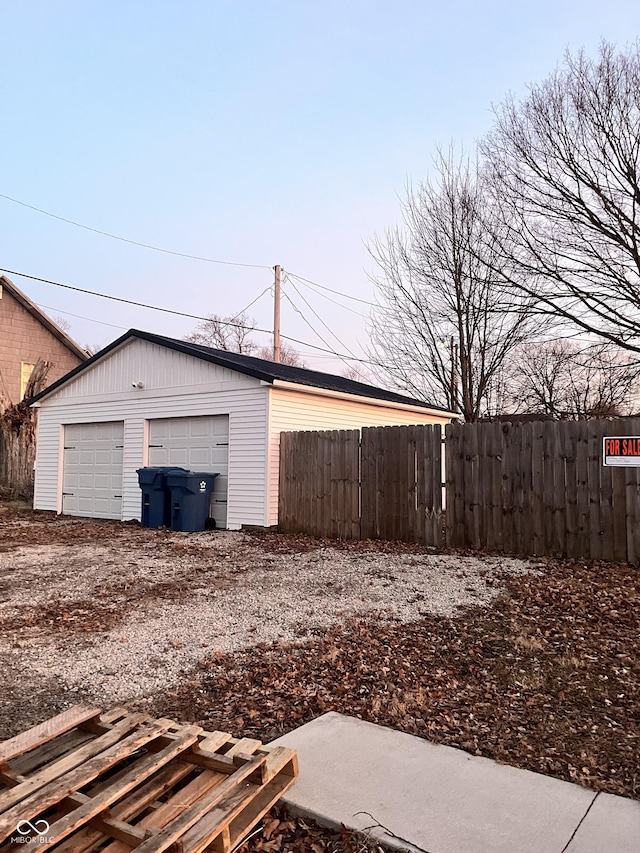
[1,504,638,850]
[0,504,532,734]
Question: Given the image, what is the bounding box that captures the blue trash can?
[137,467,188,528]
[165,471,219,532]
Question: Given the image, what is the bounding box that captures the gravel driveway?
[0,507,532,736]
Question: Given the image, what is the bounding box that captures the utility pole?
[273,264,281,363]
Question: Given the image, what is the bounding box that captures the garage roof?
[29,328,455,413]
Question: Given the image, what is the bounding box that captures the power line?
[291,276,366,316]
[0,193,271,270]
[38,304,128,330]
[229,283,273,321]
[287,270,378,307]
[282,290,354,371]
[284,273,360,359]
[0,266,386,367]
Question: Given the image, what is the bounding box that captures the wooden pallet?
[0,705,297,852]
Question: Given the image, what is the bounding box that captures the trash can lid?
[137,466,188,485]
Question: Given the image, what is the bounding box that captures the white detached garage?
[31,330,456,529]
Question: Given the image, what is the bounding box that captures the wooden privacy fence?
[279,418,640,562]
[446,419,640,562]
[278,425,443,545]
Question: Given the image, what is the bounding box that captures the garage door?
[62,422,124,519]
[148,415,229,528]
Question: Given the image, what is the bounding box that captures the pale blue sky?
[2,1,639,371]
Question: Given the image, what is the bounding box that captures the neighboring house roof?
[29,328,457,414]
[0,275,89,361]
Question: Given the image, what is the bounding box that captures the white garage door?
[148,415,229,528]
[62,422,124,519]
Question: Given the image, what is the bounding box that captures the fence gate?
[360,424,442,545]
[278,424,443,545]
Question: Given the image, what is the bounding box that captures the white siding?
[34,340,269,528]
[266,387,453,525]
[53,339,246,399]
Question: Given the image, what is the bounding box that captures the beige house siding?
[0,287,84,402]
[265,384,453,525]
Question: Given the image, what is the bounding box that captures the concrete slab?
[565,792,640,853]
[270,712,597,853]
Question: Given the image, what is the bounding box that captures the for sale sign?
[602,436,640,466]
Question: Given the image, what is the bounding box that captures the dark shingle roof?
[30,328,454,413]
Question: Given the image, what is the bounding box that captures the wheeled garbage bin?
[136,467,188,528]
[165,470,219,532]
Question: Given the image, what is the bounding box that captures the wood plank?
[351,430,361,540]
[0,719,178,841]
[37,726,202,850]
[541,421,556,555]
[625,419,640,564]
[562,421,579,559]
[179,747,296,853]
[0,705,101,765]
[133,755,266,853]
[359,428,373,540]
[588,422,604,561]
[10,729,95,777]
[433,424,444,547]
[469,423,482,549]
[192,749,296,853]
[611,428,628,562]
[512,423,525,555]
[476,424,489,551]
[105,739,265,852]
[226,768,297,853]
[99,769,228,853]
[575,420,590,559]
[488,422,503,552]
[179,783,258,853]
[502,422,516,555]
[53,762,196,853]
[530,421,545,557]
[407,426,417,544]
[0,713,149,813]
[551,422,565,557]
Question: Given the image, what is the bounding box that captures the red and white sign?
[602,436,640,466]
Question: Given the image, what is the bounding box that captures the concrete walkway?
[270,713,640,853]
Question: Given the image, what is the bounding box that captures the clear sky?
[2,1,639,373]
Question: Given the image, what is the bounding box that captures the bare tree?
[367,149,537,421]
[256,341,306,367]
[341,364,372,384]
[482,42,640,352]
[504,340,640,419]
[52,315,72,334]
[185,312,258,354]
[186,313,304,365]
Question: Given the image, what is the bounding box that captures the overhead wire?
[38,304,128,330]
[286,270,379,306]
[0,193,271,269]
[283,272,360,359]
[281,290,354,371]
[0,266,387,368]
[289,277,367,316]
[229,282,273,321]
[0,191,382,313]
